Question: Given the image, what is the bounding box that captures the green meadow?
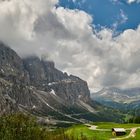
[0,113,140,140]
[66,123,140,140]
[94,122,140,129]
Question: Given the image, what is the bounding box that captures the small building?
[112,128,126,136]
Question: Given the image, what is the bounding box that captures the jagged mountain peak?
[91,86,140,104]
[0,43,92,122]
[0,43,124,123]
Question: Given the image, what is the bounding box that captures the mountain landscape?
[0,0,140,139]
[0,42,125,126]
[91,87,140,116]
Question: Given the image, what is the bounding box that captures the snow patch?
[48,82,57,86]
[50,89,56,96]
[32,105,36,109]
[48,79,75,86]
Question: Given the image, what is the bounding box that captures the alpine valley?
[91,87,140,117]
[0,42,125,126]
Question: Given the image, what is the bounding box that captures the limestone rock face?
[23,57,90,103]
[23,57,46,88]
[0,78,17,115]
[0,43,105,123]
[0,43,30,84]
[48,78,90,103]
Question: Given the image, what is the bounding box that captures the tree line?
[129,116,140,123]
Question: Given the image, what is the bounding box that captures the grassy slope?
[66,125,111,140]
[94,122,140,129]
[66,123,140,140]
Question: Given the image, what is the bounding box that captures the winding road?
[85,124,140,140]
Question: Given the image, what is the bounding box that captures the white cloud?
[0,0,140,89]
[111,0,140,4]
[72,0,86,3]
[112,9,128,29]
[120,10,128,23]
[127,0,140,4]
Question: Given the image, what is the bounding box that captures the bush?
[0,113,49,140]
[129,116,140,123]
[0,113,90,140]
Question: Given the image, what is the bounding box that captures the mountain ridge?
[91,87,140,116]
[0,42,124,124]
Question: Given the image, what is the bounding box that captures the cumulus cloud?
[111,0,140,4]
[72,0,86,4]
[127,0,140,4]
[0,0,140,89]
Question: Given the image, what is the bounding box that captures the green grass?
[66,125,112,140]
[93,122,140,129]
[66,123,140,140]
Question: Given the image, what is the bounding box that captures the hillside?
[1,113,140,140]
[0,42,125,124]
[91,87,140,116]
[66,123,140,140]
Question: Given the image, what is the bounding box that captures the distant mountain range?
[0,42,125,125]
[91,87,140,116]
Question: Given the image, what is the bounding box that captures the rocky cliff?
[0,42,124,123]
[23,56,90,103]
[0,43,92,121]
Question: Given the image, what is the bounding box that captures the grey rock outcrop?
[23,57,90,103]
[0,42,30,84]
[0,43,91,121]
[0,78,17,115]
[0,42,123,123]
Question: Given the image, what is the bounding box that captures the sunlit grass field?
[66,123,140,140]
[94,122,140,129]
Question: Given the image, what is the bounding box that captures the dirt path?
[85,124,111,131]
[85,124,140,140]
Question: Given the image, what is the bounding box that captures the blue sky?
[59,0,140,32]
